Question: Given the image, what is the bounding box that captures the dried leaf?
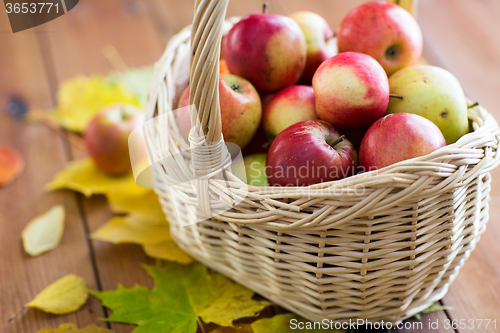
[47,159,149,198]
[45,76,139,132]
[22,205,65,257]
[92,263,271,332]
[143,241,193,264]
[37,323,112,333]
[26,275,88,315]
[91,215,171,245]
[251,314,347,333]
[0,146,24,186]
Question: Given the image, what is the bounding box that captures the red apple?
[289,11,337,84]
[359,113,446,170]
[313,52,389,132]
[84,104,145,175]
[266,120,358,186]
[263,85,318,138]
[223,14,307,93]
[177,73,262,150]
[337,1,423,76]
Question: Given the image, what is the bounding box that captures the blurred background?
[1,0,500,332]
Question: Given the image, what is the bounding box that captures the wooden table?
[1,1,499,332]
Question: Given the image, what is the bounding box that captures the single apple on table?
[387,65,469,144]
[289,11,337,84]
[223,12,307,93]
[337,1,423,76]
[177,73,262,150]
[263,85,318,138]
[243,153,269,186]
[84,104,145,175]
[266,120,358,186]
[359,113,446,170]
[313,52,390,132]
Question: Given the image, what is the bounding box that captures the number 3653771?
[5,3,59,14]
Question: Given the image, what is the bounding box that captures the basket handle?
[188,0,229,145]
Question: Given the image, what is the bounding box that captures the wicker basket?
[144,0,500,323]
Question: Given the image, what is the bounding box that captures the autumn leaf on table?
[10,275,88,322]
[107,190,166,221]
[91,214,192,264]
[47,159,149,198]
[41,76,139,133]
[0,146,24,186]
[37,323,112,333]
[22,205,65,256]
[92,263,271,333]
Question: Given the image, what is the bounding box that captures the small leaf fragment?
[211,325,253,333]
[22,205,65,256]
[0,146,24,186]
[47,159,149,198]
[91,215,171,245]
[37,323,112,333]
[421,303,453,314]
[26,274,88,315]
[143,241,193,264]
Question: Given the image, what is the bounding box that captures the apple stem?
[389,94,404,100]
[263,2,269,14]
[468,102,480,109]
[330,135,345,148]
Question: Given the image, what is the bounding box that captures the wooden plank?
[418,1,500,332]
[37,1,165,332]
[0,14,106,333]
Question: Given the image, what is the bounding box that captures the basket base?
[173,232,456,324]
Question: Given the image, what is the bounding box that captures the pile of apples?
[174,1,469,187]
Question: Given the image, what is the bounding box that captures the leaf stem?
[8,306,26,323]
[468,102,480,109]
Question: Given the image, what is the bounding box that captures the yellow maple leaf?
[46,76,139,133]
[107,190,166,222]
[47,159,149,198]
[26,275,88,315]
[91,215,171,245]
[22,205,65,257]
[143,241,193,264]
[37,323,111,333]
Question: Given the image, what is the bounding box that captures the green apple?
[243,153,269,186]
[387,65,469,144]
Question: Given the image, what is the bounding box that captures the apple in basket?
[223,12,307,93]
[266,120,358,186]
[337,1,423,76]
[263,85,318,138]
[313,52,390,132]
[288,11,337,84]
[84,104,144,175]
[359,113,447,170]
[387,65,470,144]
[177,73,262,150]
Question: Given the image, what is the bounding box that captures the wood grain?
[1,0,500,332]
[0,12,105,333]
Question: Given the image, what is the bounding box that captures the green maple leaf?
[91,262,271,333]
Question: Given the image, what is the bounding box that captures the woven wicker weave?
[145,0,500,323]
